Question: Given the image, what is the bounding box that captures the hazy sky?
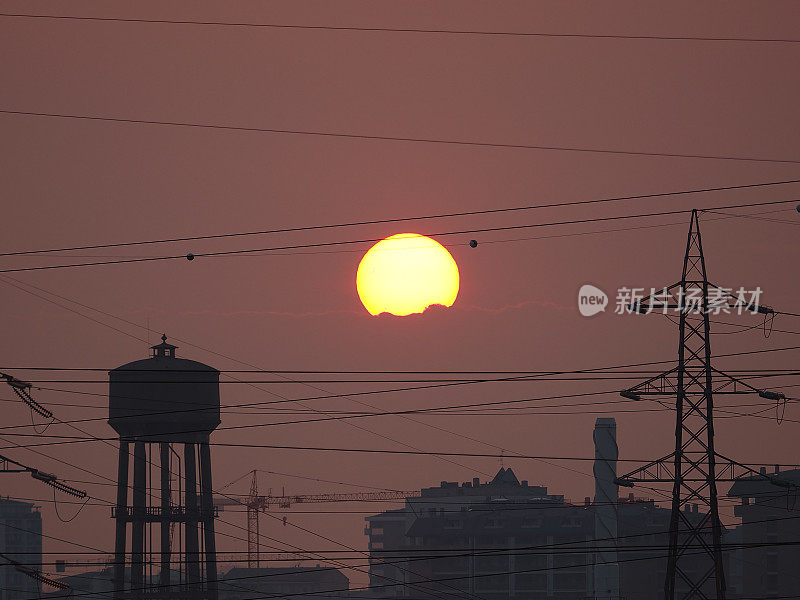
[2,1,799,588]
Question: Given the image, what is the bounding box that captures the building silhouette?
[728,467,800,598]
[219,566,349,599]
[362,419,732,599]
[0,498,42,600]
[364,468,691,599]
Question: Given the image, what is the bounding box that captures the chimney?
[593,418,619,599]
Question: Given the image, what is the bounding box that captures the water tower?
[108,336,220,600]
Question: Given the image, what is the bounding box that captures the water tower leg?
[159,443,171,588]
[113,440,129,600]
[199,438,218,600]
[131,440,146,598]
[184,442,201,587]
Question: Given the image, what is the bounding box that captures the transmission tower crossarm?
[621,366,787,398]
[0,452,86,497]
[0,552,70,590]
[618,451,800,486]
[1,371,53,418]
[628,281,683,313]
[620,366,680,398]
[0,453,30,473]
[709,367,786,399]
[615,452,677,486]
[712,452,800,488]
[1,372,31,390]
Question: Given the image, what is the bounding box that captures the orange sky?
[1,0,799,588]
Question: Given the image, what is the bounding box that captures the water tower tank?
[108,335,220,440]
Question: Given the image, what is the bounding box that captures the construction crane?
[213,471,418,568]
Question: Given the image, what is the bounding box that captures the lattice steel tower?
[615,210,786,600]
[108,336,220,600]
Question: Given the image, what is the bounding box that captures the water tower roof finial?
[151,334,177,358]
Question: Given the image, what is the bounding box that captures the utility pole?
[615,210,790,600]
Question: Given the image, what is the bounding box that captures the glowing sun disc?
[356,233,460,316]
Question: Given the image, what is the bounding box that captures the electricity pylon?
[615,210,788,600]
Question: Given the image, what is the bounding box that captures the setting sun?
[356,233,460,316]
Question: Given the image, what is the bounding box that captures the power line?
[12,373,798,383]
[4,433,800,465]
[1,199,798,274]
[2,13,800,44]
[2,362,500,599]
[34,342,800,403]
[0,492,762,513]
[0,344,796,430]
[3,367,798,375]
[0,395,793,420]
[8,471,800,600]
[13,531,800,600]
[3,444,471,600]
[0,452,86,497]
[8,507,800,557]
[0,279,522,481]
[3,109,800,164]
[2,356,550,600]
[1,179,797,258]
[1,241,792,532]
[3,261,797,437]
[2,381,798,435]
[15,502,800,591]
[705,208,800,227]
[0,205,789,263]
[1,369,794,432]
